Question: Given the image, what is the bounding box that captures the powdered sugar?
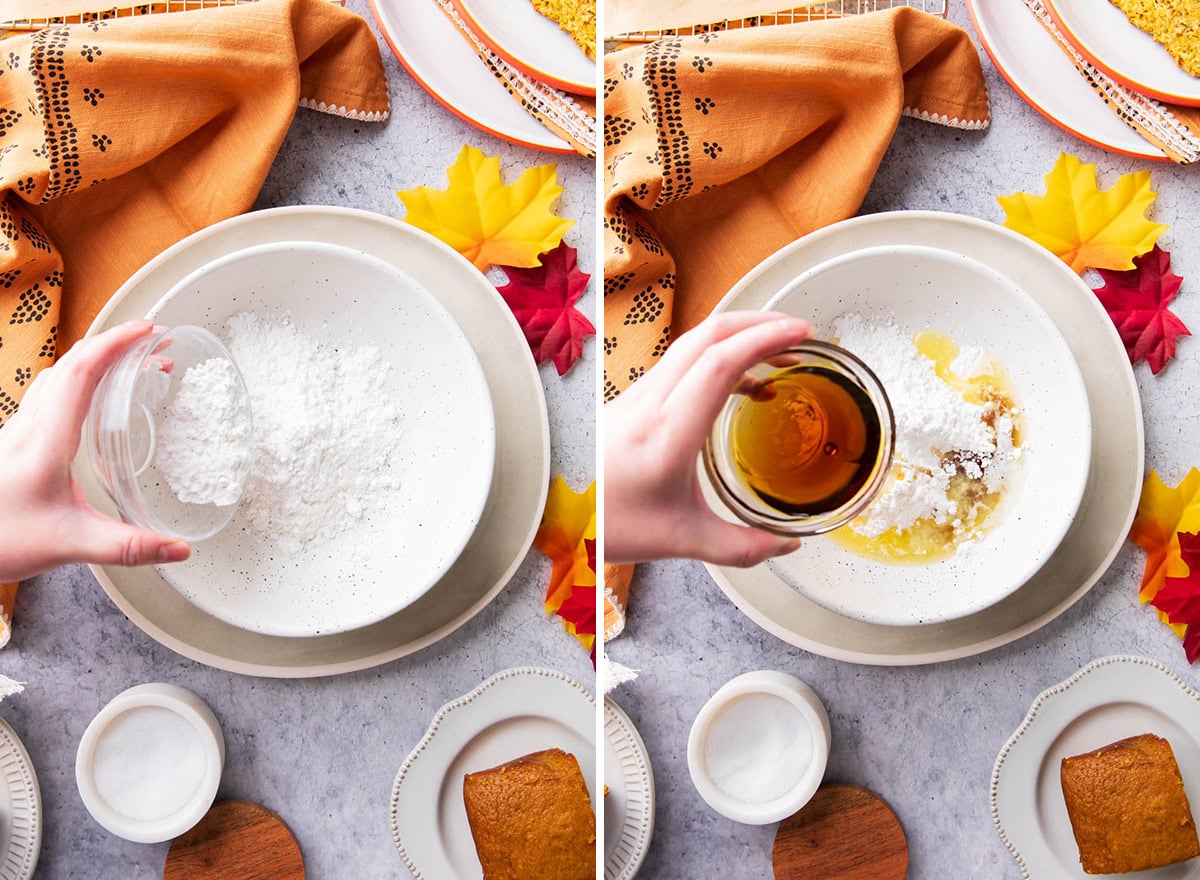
[155,312,403,551]
[156,357,253,507]
[832,313,1020,540]
[225,312,403,551]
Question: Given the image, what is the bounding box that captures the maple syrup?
[728,365,884,516]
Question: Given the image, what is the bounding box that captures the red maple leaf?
[1185,627,1200,664]
[585,538,596,575]
[1152,532,1200,626]
[558,584,597,636]
[1093,245,1190,374]
[497,242,595,376]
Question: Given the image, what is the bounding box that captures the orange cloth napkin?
[602,7,989,401]
[601,8,988,640]
[0,0,388,639]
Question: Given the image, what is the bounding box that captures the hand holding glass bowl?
[0,321,198,582]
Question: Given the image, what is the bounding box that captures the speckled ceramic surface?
[1046,0,1200,105]
[700,211,1142,664]
[965,0,1165,159]
[604,697,654,880]
[368,0,571,152]
[758,244,1091,627]
[0,717,40,880]
[145,240,495,638]
[992,656,1200,878]
[75,206,549,676]
[390,667,596,880]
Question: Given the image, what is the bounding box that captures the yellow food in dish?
[1109,0,1200,78]
[531,0,596,60]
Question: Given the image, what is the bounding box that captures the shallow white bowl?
[687,671,830,825]
[146,241,496,638]
[756,244,1091,627]
[75,683,224,844]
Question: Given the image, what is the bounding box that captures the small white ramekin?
[687,670,831,824]
[75,683,224,843]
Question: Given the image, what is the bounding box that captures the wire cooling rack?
[1,0,342,32]
[610,0,948,42]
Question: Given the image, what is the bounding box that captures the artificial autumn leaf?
[1151,532,1200,626]
[558,584,597,653]
[1185,627,1200,664]
[998,153,1166,274]
[498,242,595,375]
[1129,468,1200,603]
[397,144,573,271]
[534,475,596,615]
[1094,246,1190,374]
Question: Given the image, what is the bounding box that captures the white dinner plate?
[992,656,1200,878]
[701,210,1143,665]
[147,241,495,638]
[759,244,1091,627]
[390,667,597,879]
[456,0,595,95]
[604,697,654,880]
[78,206,550,677]
[1046,0,1200,106]
[368,0,571,153]
[0,717,39,880]
[965,0,1166,160]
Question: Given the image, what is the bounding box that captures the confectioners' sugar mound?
[227,312,403,551]
[156,357,254,507]
[832,313,1019,539]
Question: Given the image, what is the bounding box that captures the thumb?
[683,515,801,568]
[67,515,191,568]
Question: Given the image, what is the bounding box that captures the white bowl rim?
[687,670,831,825]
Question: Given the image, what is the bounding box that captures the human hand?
[604,311,813,567]
[0,320,191,582]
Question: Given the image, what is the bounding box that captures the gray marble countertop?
[603,4,1200,880]
[0,1,596,877]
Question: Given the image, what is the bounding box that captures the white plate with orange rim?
[700,210,1142,665]
[964,0,1166,160]
[992,655,1200,878]
[604,697,654,880]
[1044,0,1200,107]
[390,667,597,879]
[368,0,571,153]
[756,243,1091,627]
[454,0,595,95]
[77,205,550,677]
[0,716,40,880]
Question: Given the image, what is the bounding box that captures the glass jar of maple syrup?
[704,341,895,537]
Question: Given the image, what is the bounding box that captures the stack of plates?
[77,206,550,678]
[700,211,1143,665]
[369,0,595,153]
[965,0,1169,160]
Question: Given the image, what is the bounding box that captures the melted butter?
[827,331,1021,564]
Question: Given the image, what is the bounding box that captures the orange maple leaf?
[1129,468,1200,635]
[998,153,1166,274]
[534,475,596,615]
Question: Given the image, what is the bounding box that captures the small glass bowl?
[703,340,895,537]
[85,325,254,542]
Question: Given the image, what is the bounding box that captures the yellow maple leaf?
[398,145,574,271]
[534,476,596,614]
[998,153,1166,274]
[1129,468,1200,636]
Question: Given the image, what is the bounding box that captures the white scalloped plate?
[0,717,40,880]
[604,697,654,880]
[992,656,1200,878]
[390,667,597,879]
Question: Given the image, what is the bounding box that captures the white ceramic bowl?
[75,683,224,844]
[143,240,496,638]
[687,671,831,825]
[752,244,1092,627]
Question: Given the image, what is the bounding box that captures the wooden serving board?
[164,800,304,880]
[772,783,908,880]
